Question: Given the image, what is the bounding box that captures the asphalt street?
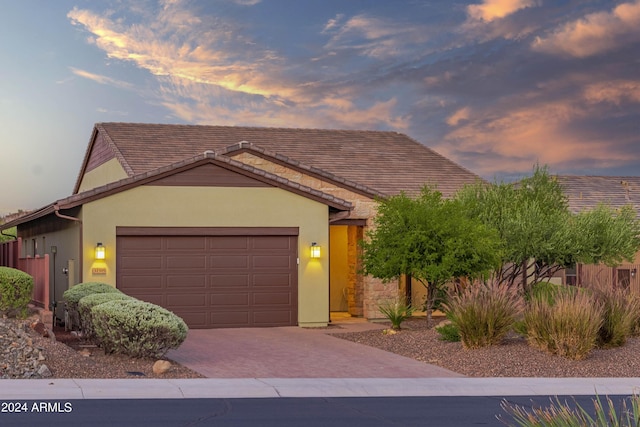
[0,395,630,427]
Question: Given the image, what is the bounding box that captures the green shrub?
[78,293,134,341]
[377,296,415,330]
[443,282,524,349]
[435,321,460,342]
[0,267,33,317]
[92,299,188,358]
[63,282,121,330]
[593,286,640,348]
[528,281,578,305]
[524,291,603,360]
[501,394,640,427]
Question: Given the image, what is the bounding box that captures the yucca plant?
[377,296,415,330]
[443,281,524,349]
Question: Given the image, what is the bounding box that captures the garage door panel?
[209,236,249,250]
[175,311,207,329]
[212,311,250,327]
[210,293,249,306]
[166,236,207,250]
[118,233,298,328]
[166,275,206,288]
[253,292,291,305]
[120,275,163,289]
[166,255,206,269]
[121,256,162,269]
[252,236,293,250]
[119,237,163,251]
[253,255,292,268]
[210,274,249,288]
[253,274,292,287]
[211,255,249,268]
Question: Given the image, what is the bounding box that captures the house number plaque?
[92,267,107,275]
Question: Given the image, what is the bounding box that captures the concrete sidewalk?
[2,378,640,399]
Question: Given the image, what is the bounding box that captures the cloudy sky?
[1,0,639,215]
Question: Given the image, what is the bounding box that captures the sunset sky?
[1,0,639,215]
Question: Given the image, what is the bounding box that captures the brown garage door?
[116,228,298,328]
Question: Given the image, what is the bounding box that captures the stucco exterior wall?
[77,158,129,193]
[81,185,330,327]
[16,213,82,320]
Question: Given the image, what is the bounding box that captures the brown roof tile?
[85,122,483,198]
[556,175,640,216]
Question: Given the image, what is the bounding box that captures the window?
[565,264,577,286]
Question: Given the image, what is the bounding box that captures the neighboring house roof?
[0,152,352,231]
[556,175,640,216]
[74,122,483,198]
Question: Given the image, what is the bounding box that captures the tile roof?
[84,122,483,198]
[556,175,640,216]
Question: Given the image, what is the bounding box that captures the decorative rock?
[152,360,172,375]
[37,364,52,378]
[78,348,91,357]
[0,318,53,379]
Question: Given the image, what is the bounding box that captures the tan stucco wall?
[81,185,330,327]
[77,158,129,193]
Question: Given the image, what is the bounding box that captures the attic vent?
[239,141,250,147]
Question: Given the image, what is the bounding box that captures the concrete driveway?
[167,318,462,378]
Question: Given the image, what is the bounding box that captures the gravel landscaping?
[0,316,203,379]
[334,317,640,377]
[3,315,640,379]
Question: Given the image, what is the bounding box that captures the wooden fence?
[0,238,50,309]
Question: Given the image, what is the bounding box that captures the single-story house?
[555,175,640,293]
[0,123,482,328]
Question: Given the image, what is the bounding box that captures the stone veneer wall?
[232,152,396,319]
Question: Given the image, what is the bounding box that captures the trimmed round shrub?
[63,282,121,330]
[78,293,134,341]
[0,267,34,317]
[92,299,188,358]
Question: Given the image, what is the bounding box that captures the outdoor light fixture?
[95,243,106,260]
[632,268,637,278]
[310,242,321,258]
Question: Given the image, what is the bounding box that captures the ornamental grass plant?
[443,281,524,349]
[501,394,640,427]
[592,285,640,349]
[524,290,603,360]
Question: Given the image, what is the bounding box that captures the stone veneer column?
[346,225,364,317]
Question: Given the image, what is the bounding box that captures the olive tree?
[360,187,503,324]
[457,165,640,291]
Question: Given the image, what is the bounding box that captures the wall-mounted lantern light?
[632,268,637,278]
[95,242,106,260]
[310,242,321,258]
